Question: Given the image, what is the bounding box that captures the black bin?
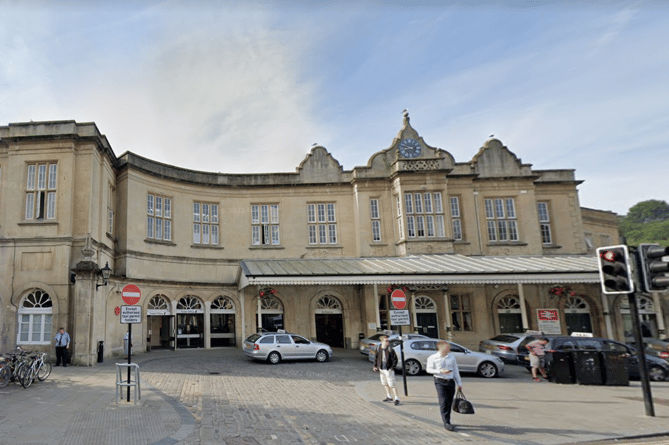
[600,351,629,386]
[97,340,104,363]
[549,351,575,384]
[574,350,603,385]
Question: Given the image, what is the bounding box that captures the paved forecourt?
[1,347,669,445]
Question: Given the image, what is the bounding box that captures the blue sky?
[1,0,668,215]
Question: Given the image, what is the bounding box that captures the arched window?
[414,295,438,338]
[315,296,342,313]
[211,296,236,347]
[257,295,284,332]
[564,296,592,335]
[176,296,204,348]
[497,295,522,334]
[17,289,53,344]
[177,296,203,312]
[620,296,657,338]
[147,295,170,315]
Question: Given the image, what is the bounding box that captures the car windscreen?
[491,335,519,343]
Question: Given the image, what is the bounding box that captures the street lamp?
[96,262,112,290]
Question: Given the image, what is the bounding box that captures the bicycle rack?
[115,363,141,403]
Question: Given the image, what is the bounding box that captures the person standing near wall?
[53,327,71,367]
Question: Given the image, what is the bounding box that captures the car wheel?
[404,359,421,376]
[315,350,329,362]
[477,361,498,378]
[648,365,666,381]
[268,351,281,364]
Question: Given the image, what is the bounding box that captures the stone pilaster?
[70,260,99,366]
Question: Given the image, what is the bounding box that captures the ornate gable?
[471,138,533,178]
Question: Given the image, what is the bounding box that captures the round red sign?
[391,289,407,310]
[122,284,141,305]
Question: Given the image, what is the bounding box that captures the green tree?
[619,200,669,245]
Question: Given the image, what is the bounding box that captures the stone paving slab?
[1,347,668,445]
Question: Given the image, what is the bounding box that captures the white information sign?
[390,310,410,326]
[537,309,561,335]
[121,305,142,324]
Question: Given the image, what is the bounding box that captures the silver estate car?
[370,338,505,378]
[359,332,428,355]
[243,331,333,364]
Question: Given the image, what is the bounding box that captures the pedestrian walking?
[526,337,549,381]
[426,341,462,432]
[53,327,71,367]
[372,335,401,405]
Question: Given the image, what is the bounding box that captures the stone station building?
[1,114,665,365]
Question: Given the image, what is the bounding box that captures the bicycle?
[19,352,51,388]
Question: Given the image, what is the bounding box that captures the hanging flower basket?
[259,287,277,297]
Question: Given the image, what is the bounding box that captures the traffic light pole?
[627,290,654,417]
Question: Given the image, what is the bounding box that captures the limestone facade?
[0,116,662,365]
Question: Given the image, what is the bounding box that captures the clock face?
[399,138,421,158]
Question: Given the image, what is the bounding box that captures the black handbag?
[452,388,475,414]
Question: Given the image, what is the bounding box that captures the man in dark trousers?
[372,335,401,405]
[53,327,71,367]
[426,341,462,432]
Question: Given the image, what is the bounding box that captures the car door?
[410,341,436,369]
[275,334,296,359]
[291,335,315,359]
[449,342,476,373]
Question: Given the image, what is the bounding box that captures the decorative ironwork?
[22,290,52,308]
[316,296,341,310]
[260,296,282,311]
[148,295,169,311]
[565,296,589,311]
[414,295,435,310]
[497,296,520,310]
[177,296,202,310]
[212,296,235,311]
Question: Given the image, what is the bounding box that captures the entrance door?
[416,313,438,338]
[566,313,592,335]
[177,314,204,348]
[499,313,523,334]
[315,314,344,348]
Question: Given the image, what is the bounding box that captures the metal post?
[127,323,132,402]
[399,325,408,397]
[628,291,654,416]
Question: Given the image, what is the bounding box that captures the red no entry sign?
[391,289,407,310]
[122,284,141,305]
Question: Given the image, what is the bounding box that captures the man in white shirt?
[426,341,462,432]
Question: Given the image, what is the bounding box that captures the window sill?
[249,245,285,250]
[453,240,470,245]
[306,245,343,249]
[191,244,224,250]
[144,238,177,246]
[106,232,116,243]
[18,220,59,226]
[395,237,449,245]
[542,244,563,250]
[369,243,388,247]
[486,242,528,247]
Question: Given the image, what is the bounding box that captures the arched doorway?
[210,296,236,347]
[414,295,438,338]
[620,296,658,340]
[497,296,522,334]
[176,296,204,348]
[147,295,173,349]
[314,295,344,348]
[256,295,284,332]
[564,296,593,335]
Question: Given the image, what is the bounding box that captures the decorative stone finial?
[402,109,410,124]
[82,233,95,260]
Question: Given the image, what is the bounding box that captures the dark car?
[516,335,669,381]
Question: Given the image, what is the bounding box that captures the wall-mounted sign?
[537,309,561,335]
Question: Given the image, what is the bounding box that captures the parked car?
[478,333,535,363]
[369,338,505,378]
[358,332,397,355]
[516,335,669,381]
[243,331,333,364]
[361,332,428,356]
[626,338,669,362]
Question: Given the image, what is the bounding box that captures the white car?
[370,338,505,378]
[243,331,333,364]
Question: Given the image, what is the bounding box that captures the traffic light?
[596,245,634,294]
[638,244,669,292]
